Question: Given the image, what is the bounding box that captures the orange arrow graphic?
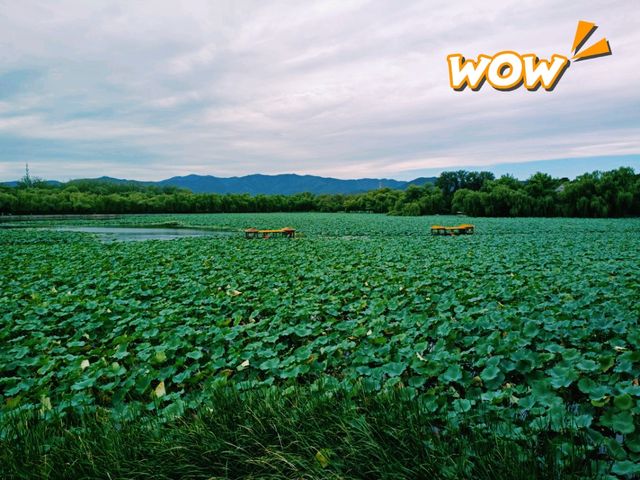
[572,20,596,53]
[573,38,611,61]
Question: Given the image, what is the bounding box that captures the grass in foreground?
[1,387,599,480]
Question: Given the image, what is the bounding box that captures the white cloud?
[0,0,638,181]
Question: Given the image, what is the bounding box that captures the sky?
[0,0,639,182]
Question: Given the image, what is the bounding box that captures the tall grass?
[1,387,596,479]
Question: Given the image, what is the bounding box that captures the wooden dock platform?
[244,227,296,239]
[431,224,474,236]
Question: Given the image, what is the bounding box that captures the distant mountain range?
[2,173,436,195]
[1,180,62,187]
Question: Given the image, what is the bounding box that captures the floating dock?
[244,227,296,239]
[431,224,474,235]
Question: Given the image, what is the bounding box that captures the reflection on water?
[51,226,233,242]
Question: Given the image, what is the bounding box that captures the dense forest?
[1,168,639,217]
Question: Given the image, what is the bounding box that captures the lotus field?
[1,214,640,475]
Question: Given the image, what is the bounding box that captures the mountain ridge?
[2,173,436,195]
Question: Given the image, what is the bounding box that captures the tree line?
[1,167,639,217]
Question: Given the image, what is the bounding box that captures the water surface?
[52,226,233,242]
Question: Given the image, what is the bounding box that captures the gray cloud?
[0,0,638,180]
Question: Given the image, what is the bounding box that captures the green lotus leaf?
[614,393,634,411]
[381,362,406,377]
[441,365,462,383]
[453,398,472,413]
[626,433,640,453]
[599,356,615,372]
[71,377,96,391]
[573,414,593,428]
[612,460,640,476]
[576,359,599,372]
[548,365,578,389]
[153,351,167,364]
[480,365,500,382]
[611,411,636,434]
[186,350,203,360]
[259,358,280,370]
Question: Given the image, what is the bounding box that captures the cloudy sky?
[0,0,639,181]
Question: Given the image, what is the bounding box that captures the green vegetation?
[1,167,639,217]
[2,387,596,480]
[1,214,639,478]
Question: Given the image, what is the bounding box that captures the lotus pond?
[1,213,639,474]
